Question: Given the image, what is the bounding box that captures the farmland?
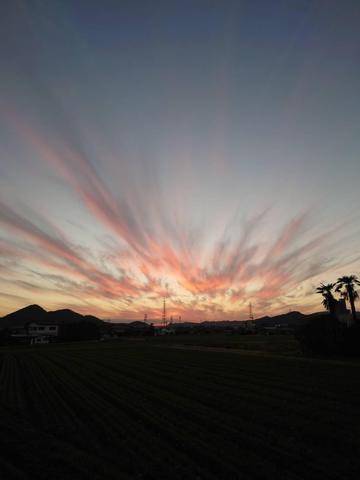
[148,332,301,355]
[0,340,359,479]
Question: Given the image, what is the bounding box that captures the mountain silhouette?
[173,311,311,329]
[0,305,103,329]
[0,304,47,328]
[1,305,322,331]
[254,311,308,327]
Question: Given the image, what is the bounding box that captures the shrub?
[58,321,100,342]
[296,315,360,356]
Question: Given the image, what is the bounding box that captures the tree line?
[316,275,359,322]
[296,275,360,356]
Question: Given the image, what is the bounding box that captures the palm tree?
[316,283,337,316]
[335,275,360,323]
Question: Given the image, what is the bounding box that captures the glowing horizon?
[1,2,360,320]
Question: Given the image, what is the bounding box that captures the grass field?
[148,332,302,355]
[0,339,359,479]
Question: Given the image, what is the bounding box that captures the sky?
[0,0,360,321]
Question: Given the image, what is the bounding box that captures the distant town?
[0,302,352,346]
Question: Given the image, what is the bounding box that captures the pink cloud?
[0,113,344,319]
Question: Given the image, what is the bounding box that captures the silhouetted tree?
[0,328,12,345]
[296,315,360,356]
[58,321,100,341]
[335,275,360,323]
[316,283,337,316]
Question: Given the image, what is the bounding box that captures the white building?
[27,322,59,344]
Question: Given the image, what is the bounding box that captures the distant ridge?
[1,305,324,331]
[106,311,313,326]
[0,305,103,329]
[254,311,308,327]
[112,311,319,328]
[173,311,317,329]
[0,304,47,328]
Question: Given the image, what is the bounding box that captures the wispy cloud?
[0,174,344,320]
[1,100,358,319]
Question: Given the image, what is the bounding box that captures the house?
[9,321,59,344]
[110,324,128,336]
[241,320,256,333]
[126,321,154,336]
[27,322,59,344]
[110,321,154,337]
[9,326,29,343]
[155,326,176,336]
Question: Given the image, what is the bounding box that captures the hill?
[254,310,310,328]
[1,306,323,332]
[171,311,312,330]
[0,304,47,329]
[0,305,103,330]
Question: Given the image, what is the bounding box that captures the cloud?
[0,199,154,306]
[2,104,353,319]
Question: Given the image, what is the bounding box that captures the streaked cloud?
[1,1,359,319]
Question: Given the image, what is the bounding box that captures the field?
[0,338,359,479]
[148,332,301,355]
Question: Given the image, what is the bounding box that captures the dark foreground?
[0,338,359,479]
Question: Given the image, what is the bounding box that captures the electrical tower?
[144,313,148,324]
[162,297,166,328]
[249,302,254,321]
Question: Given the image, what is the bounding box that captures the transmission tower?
[162,297,166,328]
[249,302,254,321]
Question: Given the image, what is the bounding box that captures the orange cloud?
[0,112,345,320]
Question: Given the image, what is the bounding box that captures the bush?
[296,315,360,356]
[58,321,100,342]
[0,328,13,345]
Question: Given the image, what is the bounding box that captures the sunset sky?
[0,1,360,321]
